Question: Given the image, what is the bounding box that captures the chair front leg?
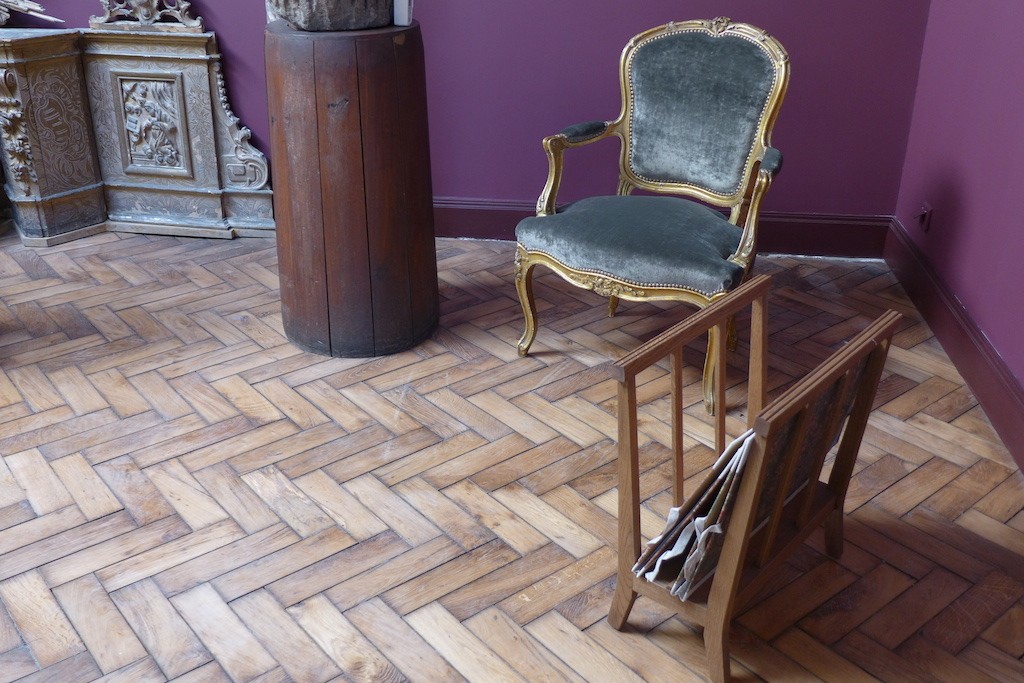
[515,247,539,356]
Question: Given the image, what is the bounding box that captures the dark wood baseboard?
[758,212,890,257]
[885,220,1024,467]
[432,197,890,257]
[433,198,534,240]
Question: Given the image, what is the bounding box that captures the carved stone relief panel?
[30,61,104,193]
[117,74,190,174]
[81,15,273,238]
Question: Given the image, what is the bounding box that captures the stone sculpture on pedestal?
[265,0,393,31]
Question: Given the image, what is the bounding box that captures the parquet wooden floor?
[0,230,1020,682]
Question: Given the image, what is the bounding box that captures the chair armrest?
[537,120,617,215]
[760,147,783,176]
[731,147,783,266]
[560,120,610,143]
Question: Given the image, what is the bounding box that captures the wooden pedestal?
[266,20,439,357]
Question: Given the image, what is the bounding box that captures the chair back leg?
[702,324,729,423]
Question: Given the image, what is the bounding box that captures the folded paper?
[634,429,755,601]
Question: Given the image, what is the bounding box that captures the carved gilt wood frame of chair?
[514,18,790,412]
[607,274,900,682]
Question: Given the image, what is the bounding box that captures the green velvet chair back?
[618,19,789,207]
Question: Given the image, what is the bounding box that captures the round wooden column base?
[266,20,439,358]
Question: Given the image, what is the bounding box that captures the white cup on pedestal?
[394,0,413,26]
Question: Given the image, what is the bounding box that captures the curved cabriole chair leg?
[608,295,619,317]
[515,251,539,357]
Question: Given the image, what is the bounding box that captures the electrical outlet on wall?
[917,203,933,233]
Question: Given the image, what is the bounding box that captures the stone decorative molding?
[90,0,202,30]
[0,70,38,195]
[212,63,269,191]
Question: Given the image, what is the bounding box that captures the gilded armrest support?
[536,120,618,216]
[731,147,782,268]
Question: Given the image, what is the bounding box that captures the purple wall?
[896,0,1024,384]
[26,0,929,217]
[416,0,930,214]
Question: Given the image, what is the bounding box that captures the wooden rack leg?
[610,379,641,629]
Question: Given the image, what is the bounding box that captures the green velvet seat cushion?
[516,195,744,297]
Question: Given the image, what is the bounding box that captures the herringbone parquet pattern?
[0,230,1020,682]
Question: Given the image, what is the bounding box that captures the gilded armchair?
[514,18,789,410]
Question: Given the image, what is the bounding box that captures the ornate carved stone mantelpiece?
[84,5,274,240]
[0,1,275,245]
